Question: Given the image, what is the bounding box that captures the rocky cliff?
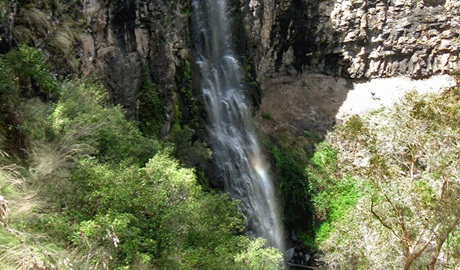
[79,0,189,129]
[3,0,458,147]
[239,1,459,261]
[238,0,460,139]
[241,0,459,79]
[0,0,190,132]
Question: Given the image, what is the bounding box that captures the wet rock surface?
[78,0,189,121]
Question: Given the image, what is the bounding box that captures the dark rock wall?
[4,0,457,119]
[241,0,460,80]
[0,1,16,53]
[75,0,459,127]
[79,0,189,124]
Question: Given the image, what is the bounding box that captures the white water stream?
[191,0,285,251]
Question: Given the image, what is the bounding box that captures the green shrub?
[67,152,282,269]
[262,112,272,120]
[5,44,59,98]
[269,141,312,235]
[0,45,58,155]
[317,88,460,269]
[138,67,165,137]
[167,124,210,169]
[305,141,364,245]
[50,80,161,165]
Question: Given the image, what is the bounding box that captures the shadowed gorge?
[0,0,459,268]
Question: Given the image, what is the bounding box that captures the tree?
[69,152,283,269]
[314,89,460,269]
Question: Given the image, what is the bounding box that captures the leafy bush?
[5,44,59,98]
[167,124,210,169]
[1,76,164,268]
[68,152,282,269]
[0,45,58,155]
[306,142,364,244]
[234,238,284,269]
[50,80,161,165]
[267,130,320,243]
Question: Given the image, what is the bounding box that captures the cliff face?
[78,0,189,126]
[241,0,460,79]
[64,0,460,134]
[238,0,460,138]
[4,0,457,140]
[238,2,459,253]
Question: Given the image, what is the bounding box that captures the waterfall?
[191,0,285,251]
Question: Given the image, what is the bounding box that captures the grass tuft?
[28,139,91,201]
[48,30,74,55]
[0,227,70,270]
[12,26,34,45]
[22,7,50,36]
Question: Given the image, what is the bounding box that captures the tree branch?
[427,216,460,270]
[383,193,412,249]
[404,224,439,270]
[371,194,401,241]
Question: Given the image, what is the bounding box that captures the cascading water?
[191,0,285,251]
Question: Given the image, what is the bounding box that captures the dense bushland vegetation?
[6,0,83,72]
[0,44,282,269]
[3,2,460,269]
[267,130,319,245]
[307,86,460,269]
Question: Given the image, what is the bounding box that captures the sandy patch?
[337,75,456,119]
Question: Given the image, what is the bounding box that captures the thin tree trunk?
[427,216,460,270]
[403,228,438,270]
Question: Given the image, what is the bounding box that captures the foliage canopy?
[309,88,460,269]
[0,45,283,269]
